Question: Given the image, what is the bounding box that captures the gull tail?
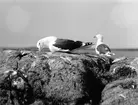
[82,42,95,47]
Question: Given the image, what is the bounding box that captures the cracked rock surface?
[0,49,138,105]
[0,50,111,105]
[100,57,138,105]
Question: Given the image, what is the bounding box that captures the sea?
[113,50,138,58]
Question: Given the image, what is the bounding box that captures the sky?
[0,0,138,48]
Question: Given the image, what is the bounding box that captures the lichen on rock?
[0,49,138,105]
[100,57,138,105]
[0,50,111,105]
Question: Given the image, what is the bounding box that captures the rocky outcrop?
[100,57,138,105]
[0,49,137,105]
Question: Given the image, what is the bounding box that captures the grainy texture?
[0,50,113,105]
[0,49,138,105]
[100,57,138,105]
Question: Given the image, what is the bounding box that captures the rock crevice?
[0,50,137,105]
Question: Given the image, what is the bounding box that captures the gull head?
[93,34,103,39]
[36,36,57,51]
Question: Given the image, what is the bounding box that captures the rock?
[1,49,138,105]
[100,57,138,105]
[0,50,113,105]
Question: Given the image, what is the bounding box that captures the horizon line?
[0,46,138,51]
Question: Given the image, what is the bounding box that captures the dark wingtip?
[85,42,95,46]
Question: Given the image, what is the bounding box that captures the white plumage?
[37,36,94,53]
[94,34,115,56]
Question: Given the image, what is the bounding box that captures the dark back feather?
[53,39,83,50]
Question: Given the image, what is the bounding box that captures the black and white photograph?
[0,0,137,105]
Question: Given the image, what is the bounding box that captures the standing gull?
[94,34,115,56]
[37,36,94,53]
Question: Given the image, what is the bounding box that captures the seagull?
[94,34,115,56]
[36,36,94,53]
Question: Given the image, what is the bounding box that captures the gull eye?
[38,42,41,46]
